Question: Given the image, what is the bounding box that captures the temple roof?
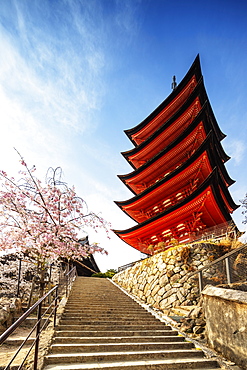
[113,169,239,254]
[114,55,239,252]
[124,55,203,146]
[122,97,226,170]
[118,109,230,195]
[115,133,235,223]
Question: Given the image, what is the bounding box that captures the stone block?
[177,290,185,303]
[151,284,160,297]
[157,262,167,272]
[166,269,174,278]
[157,287,165,296]
[163,287,177,299]
[202,285,247,369]
[147,275,155,284]
[159,274,169,287]
[166,293,178,306]
[164,283,172,291]
[170,273,181,284]
[159,298,168,309]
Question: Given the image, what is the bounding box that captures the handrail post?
[66,273,68,297]
[33,302,42,370]
[225,256,232,284]
[54,286,59,327]
[198,270,203,293]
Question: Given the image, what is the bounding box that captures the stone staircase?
[43,277,221,370]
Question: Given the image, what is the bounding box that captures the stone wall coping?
[202,285,247,304]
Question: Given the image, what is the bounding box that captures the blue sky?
[0,0,247,271]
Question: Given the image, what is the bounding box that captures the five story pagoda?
[114,55,239,255]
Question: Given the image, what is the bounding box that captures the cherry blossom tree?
[0,150,110,292]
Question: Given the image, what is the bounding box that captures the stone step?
[66,297,139,300]
[56,324,170,331]
[64,305,144,310]
[170,306,197,317]
[53,335,185,344]
[3,337,35,346]
[65,305,142,310]
[61,313,155,320]
[19,316,49,328]
[61,311,155,316]
[43,358,220,370]
[54,330,178,337]
[62,309,151,314]
[50,341,195,353]
[59,319,164,325]
[63,309,148,315]
[45,349,205,365]
[68,304,141,307]
[67,297,135,300]
[66,301,139,305]
[68,299,133,302]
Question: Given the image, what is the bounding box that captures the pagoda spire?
[171,75,177,90]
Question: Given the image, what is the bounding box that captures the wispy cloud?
[115,0,142,37]
[224,139,245,165]
[0,1,107,137]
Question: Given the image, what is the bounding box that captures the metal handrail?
[65,266,77,296]
[118,257,148,272]
[186,244,246,278]
[0,266,77,370]
[184,244,247,292]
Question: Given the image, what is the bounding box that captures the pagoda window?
[161,229,172,235]
[150,235,159,242]
[176,192,184,201]
[176,223,186,231]
[163,199,173,208]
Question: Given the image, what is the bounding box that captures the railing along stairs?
[0,266,77,370]
[184,243,247,292]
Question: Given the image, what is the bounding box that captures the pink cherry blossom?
[0,152,111,280]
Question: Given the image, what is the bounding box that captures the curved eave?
[124,55,202,146]
[118,112,230,194]
[113,169,238,251]
[122,98,226,169]
[115,133,235,223]
[124,103,230,172]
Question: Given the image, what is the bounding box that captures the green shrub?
[92,269,117,279]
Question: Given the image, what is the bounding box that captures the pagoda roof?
[113,169,239,254]
[118,108,230,195]
[122,95,225,170]
[115,133,235,223]
[124,55,203,146]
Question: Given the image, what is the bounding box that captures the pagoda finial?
[171,75,177,91]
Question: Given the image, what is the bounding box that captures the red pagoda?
[114,55,239,255]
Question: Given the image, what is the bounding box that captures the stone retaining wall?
[0,254,37,300]
[0,254,61,334]
[0,254,60,301]
[0,297,22,334]
[113,243,227,312]
[202,285,247,369]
